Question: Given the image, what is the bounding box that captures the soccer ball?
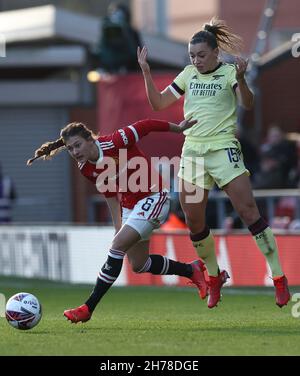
[5,292,42,330]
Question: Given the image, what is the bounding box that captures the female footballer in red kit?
[27,117,209,323]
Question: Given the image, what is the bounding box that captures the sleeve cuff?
[169,83,184,99]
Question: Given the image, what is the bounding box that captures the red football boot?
[64,304,91,323]
[273,275,291,308]
[207,270,230,309]
[189,259,208,299]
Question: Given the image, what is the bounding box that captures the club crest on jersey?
[212,74,224,80]
[118,129,129,145]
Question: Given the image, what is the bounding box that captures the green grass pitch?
[0,276,299,356]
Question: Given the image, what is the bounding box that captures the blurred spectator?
[289,219,300,231]
[0,163,17,223]
[236,129,260,182]
[252,153,286,189]
[289,134,300,187]
[275,197,297,219]
[271,216,291,230]
[96,2,142,73]
[255,125,298,189]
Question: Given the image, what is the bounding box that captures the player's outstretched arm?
[137,46,178,111]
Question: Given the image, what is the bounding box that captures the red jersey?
[79,119,170,209]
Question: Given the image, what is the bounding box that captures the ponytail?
[27,138,65,165]
[191,17,243,55]
[27,122,96,166]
